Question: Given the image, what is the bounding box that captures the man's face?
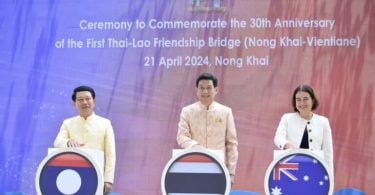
[196,79,217,105]
[74,91,95,118]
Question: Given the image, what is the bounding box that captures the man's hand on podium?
[104,182,112,194]
[67,139,85,147]
[230,174,234,184]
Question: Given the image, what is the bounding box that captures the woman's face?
[295,91,313,113]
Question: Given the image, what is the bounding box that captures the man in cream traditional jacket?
[177,73,238,183]
[54,86,116,194]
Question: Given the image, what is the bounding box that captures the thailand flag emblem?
[162,149,231,195]
[36,151,100,195]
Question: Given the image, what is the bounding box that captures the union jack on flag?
[267,153,332,195]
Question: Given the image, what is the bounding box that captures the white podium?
[35,148,104,195]
[161,148,231,195]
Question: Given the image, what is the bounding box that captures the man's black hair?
[195,73,218,88]
[71,86,96,101]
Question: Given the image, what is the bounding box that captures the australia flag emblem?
[266,151,333,195]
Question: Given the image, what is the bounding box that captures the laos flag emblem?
[36,149,103,195]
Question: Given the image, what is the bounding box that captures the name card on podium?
[162,148,231,195]
[36,148,104,195]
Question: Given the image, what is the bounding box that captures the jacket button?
[309,139,313,142]
[309,129,312,133]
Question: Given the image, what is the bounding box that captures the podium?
[161,148,231,195]
[35,148,104,195]
[264,149,333,195]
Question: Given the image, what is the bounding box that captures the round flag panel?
[162,149,230,195]
[37,152,99,195]
[265,150,333,195]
